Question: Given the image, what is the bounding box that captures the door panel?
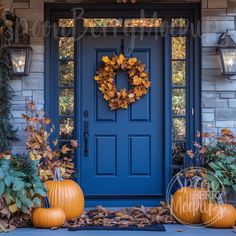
[81,36,164,204]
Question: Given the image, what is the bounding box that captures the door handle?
[84,121,89,157]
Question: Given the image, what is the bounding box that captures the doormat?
[68,223,165,231]
[66,203,176,231]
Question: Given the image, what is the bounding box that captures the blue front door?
[80,35,164,206]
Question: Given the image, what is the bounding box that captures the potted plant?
[0,154,47,231]
[186,129,236,205]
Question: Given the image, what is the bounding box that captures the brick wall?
[0,0,236,153]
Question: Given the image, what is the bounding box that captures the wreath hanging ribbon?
[94,54,151,111]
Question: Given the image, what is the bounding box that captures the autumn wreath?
[94,54,151,110]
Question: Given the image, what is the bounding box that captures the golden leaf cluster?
[22,101,79,181]
[94,54,151,110]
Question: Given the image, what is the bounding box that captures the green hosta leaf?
[22,197,33,208]
[0,169,4,180]
[25,183,32,188]
[34,188,46,197]
[232,184,236,192]
[223,178,231,186]
[209,162,220,171]
[9,171,26,178]
[15,197,22,209]
[4,176,13,187]
[206,174,218,182]
[0,180,5,195]
[215,170,223,177]
[210,179,220,191]
[13,180,25,191]
[33,197,41,207]
[21,205,29,214]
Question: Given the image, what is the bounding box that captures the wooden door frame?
[45,2,201,205]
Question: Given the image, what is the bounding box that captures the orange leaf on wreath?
[61,145,71,154]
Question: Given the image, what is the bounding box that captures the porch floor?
[3,224,235,236]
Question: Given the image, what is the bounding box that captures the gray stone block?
[202,68,222,76]
[202,55,220,69]
[11,105,26,111]
[216,108,236,120]
[202,33,218,46]
[216,121,236,128]
[202,82,216,91]
[227,2,236,15]
[220,92,235,98]
[30,0,44,9]
[22,75,44,90]
[33,90,44,104]
[12,2,30,9]
[202,9,227,17]
[229,99,236,107]
[30,61,44,73]
[202,92,219,99]
[1,0,12,10]
[202,113,215,122]
[32,53,44,62]
[203,108,215,114]
[14,9,43,22]
[9,80,22,92]
[202,0,207,8]
[11,110,24,118]
[216,78,236,91]
[22,90,33,97]
[202,99,228,108]
[208,0,227,8]
[30,37,44,44]
[31,45,44,54]
[202,20,235,33]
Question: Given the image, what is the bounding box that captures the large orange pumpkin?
[45,168,84,220]
[201,202,236,228]
[32,197,66,228]
[171,187,208,224]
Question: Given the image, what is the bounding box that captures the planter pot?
[227,191,236,207]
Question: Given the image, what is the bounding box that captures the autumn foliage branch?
[22,101,78,181]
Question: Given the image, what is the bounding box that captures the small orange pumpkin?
[171,187,208,224]
[45,168,84,220]
[201,202,236,228]
[32,197,66,228]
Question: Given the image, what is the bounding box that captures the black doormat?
[68,223,165,231]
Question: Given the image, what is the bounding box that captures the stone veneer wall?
[0,0,236,153]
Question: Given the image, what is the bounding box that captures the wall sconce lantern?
[9,45,32,76]
[218,30,236,76]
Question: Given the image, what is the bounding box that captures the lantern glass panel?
[10,48,27,74]
[221,48,236,74]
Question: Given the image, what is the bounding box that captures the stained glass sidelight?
[59,61,74,87]
[124,18,162,27]
[59,19,74,27]
[59,37,74,59]
[59,118,74,139]
[172,37,186,59]
[171,33,187,170]
[172,89,186,116]
[84,18,122,27]
[171,18,187,27]
[59,89,74,116]
[172,61,186,86]
[58,21,75,149]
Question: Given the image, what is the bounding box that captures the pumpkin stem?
[43,196,50,209]
[54,167,63,181]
